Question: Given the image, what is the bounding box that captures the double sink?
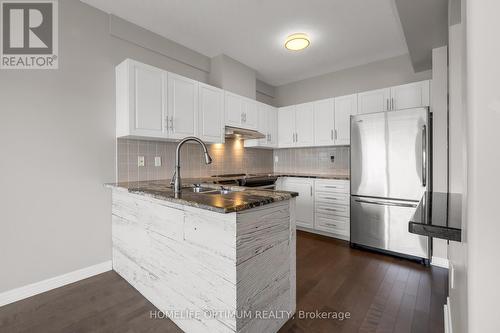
[183,185,233,195]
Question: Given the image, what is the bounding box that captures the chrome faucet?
[171,137,212,196]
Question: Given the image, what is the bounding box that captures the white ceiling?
[82,0,409,86]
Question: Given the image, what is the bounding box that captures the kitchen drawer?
[315,202,350,217]
[315,214,349,235]
[315,179,350,194]
[315,192,349,205]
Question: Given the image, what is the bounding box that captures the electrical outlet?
[138,156,145,167]
[154,156,162,167]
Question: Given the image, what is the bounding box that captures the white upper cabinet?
[241,98,258,130]
[295,102,314,147]
[278,103,314,148]
[334,94,358,145]
[278,106,296,147]
[167,73,198,139]
[224,91,258,130]
[116,59,167,138]
[244,103,278,148]
[357,80,430,114]
[357,88,391,114]
[313,98,335,146]
[391,80,430,110]
[267,107,278,146]
[198,83,224,143]
[224,91,243,128]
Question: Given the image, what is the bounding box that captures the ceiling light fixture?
[284,33,310,51]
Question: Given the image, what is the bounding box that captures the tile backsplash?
[117,138,274,182]
[273,146,350,176]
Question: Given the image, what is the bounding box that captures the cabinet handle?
[422,125,427,187]
[164,115,169,131]
[296,132,298,142]
[310,185,313,196]
[325,223,337,227]
[334,129,338,140]
[391,98,395,110]
[324,185,338,188]
[324,208,340,211]
[170,116,174,131]
[387,99,389,111]
[331,129,334,140]
[323,197,338,200]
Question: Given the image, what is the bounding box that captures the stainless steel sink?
[204,189,233,195]
[183,186,215,193]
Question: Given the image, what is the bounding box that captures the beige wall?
[209,54,257,99]
[0,0,211,293]
[274,54,431,107]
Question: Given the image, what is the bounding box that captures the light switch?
[154,156,162,167]
[138,156,145,167]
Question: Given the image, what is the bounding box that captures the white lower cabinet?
[314,179,350,240]
[278,177,350,240]
[278,177,314,228]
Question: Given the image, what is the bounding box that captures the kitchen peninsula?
[107,180,298,333]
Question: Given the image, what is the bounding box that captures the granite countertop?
[409,191,463,242]
[106,180,298,214]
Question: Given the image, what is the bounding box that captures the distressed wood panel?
[111,189,295,333]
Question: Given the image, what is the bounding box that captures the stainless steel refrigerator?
[350,107,431,262]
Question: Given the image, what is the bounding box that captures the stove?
[210,173,278,189]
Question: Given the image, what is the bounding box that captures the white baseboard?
[431,256,450,269]
[0,261,112,307]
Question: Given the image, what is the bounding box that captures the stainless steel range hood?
[224,126,265,140]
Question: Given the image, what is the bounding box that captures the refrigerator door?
[350,196,429,258]
[350,108,429,201]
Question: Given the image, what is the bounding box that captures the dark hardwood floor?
[0,231,447,333]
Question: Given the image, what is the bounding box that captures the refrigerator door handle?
[422,125,427,187]
[354,198,417,208]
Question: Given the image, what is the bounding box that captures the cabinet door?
[278,106,296,147]
[198,83,224,143]
[357,88,390,114]
[295,102,315,147]
[391,80,430,110]
[167,73,198,139]
[242,98,258,130]
[313,98,335,146]
[334,94,358,145]
[128,61,166,137]
[224,91,243,127]
[285,178,314,228]
[244,102,267,147]
[267,107,278,147]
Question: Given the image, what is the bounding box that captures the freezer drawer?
[350,196,429,259]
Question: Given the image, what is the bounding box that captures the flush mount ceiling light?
[284,33,310,51]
